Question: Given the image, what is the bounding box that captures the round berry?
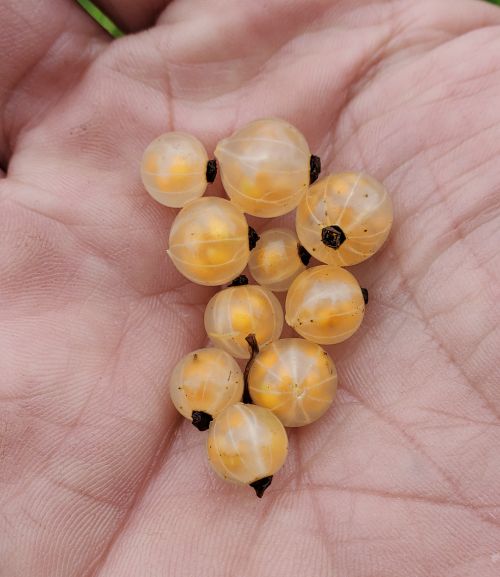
[141,132,212,208]
[296,172,393,266]
[285,265,365,344]
[167,197,250,286]
[204,284,284,359]
[248,338,337,427]
[169,348,243,430]
[248,228,308,292]
[207,403,288,496]
[215,118,312,217]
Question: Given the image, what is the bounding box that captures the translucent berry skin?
[204,284,284,359]
[169,348,243,421]
[215,118,310,218]
[296,172,393,266]
[248,338,337,427]
[141,132,209,208]
[285,265,365,345]
[167,197,250,286]
[207,403,288,485]
[248,228,306,292]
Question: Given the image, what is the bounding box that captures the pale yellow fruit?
[169,348,243,429]
[204,284,284,359]
[215,118,311,217]
[167,197,250,286]
[141,132,209,208]
[285,265,365,345]
[207,403,288,496]
[248,338,337,427]
[296,172,393,266]
[248,228,307,292]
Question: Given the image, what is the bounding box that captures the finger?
[91,0,170,32]
[0,0,109,168]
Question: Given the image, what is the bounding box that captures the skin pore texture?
[0,1,499,576]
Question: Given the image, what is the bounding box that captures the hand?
[1,1,499,575]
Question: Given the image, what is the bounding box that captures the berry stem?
[206,159,217,183]
[250,476,273,498]
[243,334,259,404]
[321,225,346,249]
[309,155,321,184]
[297,243,312,266]
[191,410,213,431]
[248,226,260,250]
[228,275,249,287]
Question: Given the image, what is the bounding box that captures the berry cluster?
[141,118,393,497]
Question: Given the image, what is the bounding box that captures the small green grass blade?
[76,0,124,38]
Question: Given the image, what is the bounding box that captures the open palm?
[1,1,500,575]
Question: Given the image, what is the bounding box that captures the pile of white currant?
[141,118,393,497]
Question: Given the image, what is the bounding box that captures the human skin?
[0,0,499,576]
